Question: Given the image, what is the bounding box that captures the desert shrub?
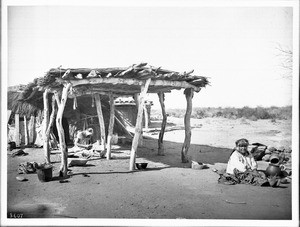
[255,106,273,119]
[167,109,185,118]
[237,106,256,119]
[192,108,208,119]
[268,106,292,120]
[249,115,258,121]
[162,106,292,120]
[214,111,223,117]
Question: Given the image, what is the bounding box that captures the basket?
[37,166,53,182]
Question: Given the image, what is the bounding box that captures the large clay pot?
[269,154,280,164]
[265,163,281,177]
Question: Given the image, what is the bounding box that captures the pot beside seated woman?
[222,138,281,187]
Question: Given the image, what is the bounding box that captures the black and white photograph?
[1,0,299,226]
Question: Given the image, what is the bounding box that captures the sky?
[5,2,296,109]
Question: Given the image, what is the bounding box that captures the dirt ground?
[4,117,295,225]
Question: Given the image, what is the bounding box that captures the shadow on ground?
[106,137,233,169]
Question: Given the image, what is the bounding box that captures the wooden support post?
[133,93,140,116]
[143,104,149,130]
[43,89,50,163]
[158,92,167,156]
[129,78,151,171]
[24,116,29,146]
[181,88,194,163]
[106,93,115,160]
[54,83,72,178]
[28,115,36,144]
[95,93,106,153]
[46,95,57,153]
[133,93,143,146]
[14,114,20,147]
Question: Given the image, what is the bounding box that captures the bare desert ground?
[5,117,295,226]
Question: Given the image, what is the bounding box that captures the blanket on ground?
[218,169,269,186]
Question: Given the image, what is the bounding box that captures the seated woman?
[226,138,257,174]
[219,138,280,187]
[74,128,94,150]
[70,128,106,158]
[69,128,94,157]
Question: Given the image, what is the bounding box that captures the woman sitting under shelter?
[74,128,94,150]
[69,128,105,158]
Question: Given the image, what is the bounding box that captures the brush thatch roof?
[21,63,209,98]
[7,91,41,118]
[9,63,208,136]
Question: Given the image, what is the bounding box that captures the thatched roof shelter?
[15,63,209,176]
[20,62,208,97]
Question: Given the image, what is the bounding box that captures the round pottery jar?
[269,154,280,164]
[265,163,281,177]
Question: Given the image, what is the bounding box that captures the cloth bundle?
[18,162,37,174]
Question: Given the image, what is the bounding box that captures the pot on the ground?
[265,163,281,177]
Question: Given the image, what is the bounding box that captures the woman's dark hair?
[229,138,250,157]
[235,138,249,147]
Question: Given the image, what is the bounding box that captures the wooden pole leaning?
[133,93,143,146]
[43,89,50,163]
[106,93,115,160]
[54,83,72,178]
[157,92,167,156]
[181,88,194,163]
[143,104,149,130]
[129,78,151,171]
[95,93,106,154]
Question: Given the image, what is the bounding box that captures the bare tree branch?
[275,43,292,79]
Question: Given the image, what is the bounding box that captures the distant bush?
[165,109,186,118]
[161,106,292,121]
[192,109,208,119]
[249,115,258,121]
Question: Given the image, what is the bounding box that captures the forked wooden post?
[158,92,167,156]
[24,116,28,146]
[106,93,115,160]
[54,83,72,177]
[43,89,50,163]
[45,95,57,160]
[95,93,106,153]
[129,78,151,171]
[14,114,20,147]
[181,88,194,163]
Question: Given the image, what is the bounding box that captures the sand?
[5,117,294,225]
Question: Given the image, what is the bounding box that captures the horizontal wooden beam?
[56,77,201,92]
[69,87,173,97]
